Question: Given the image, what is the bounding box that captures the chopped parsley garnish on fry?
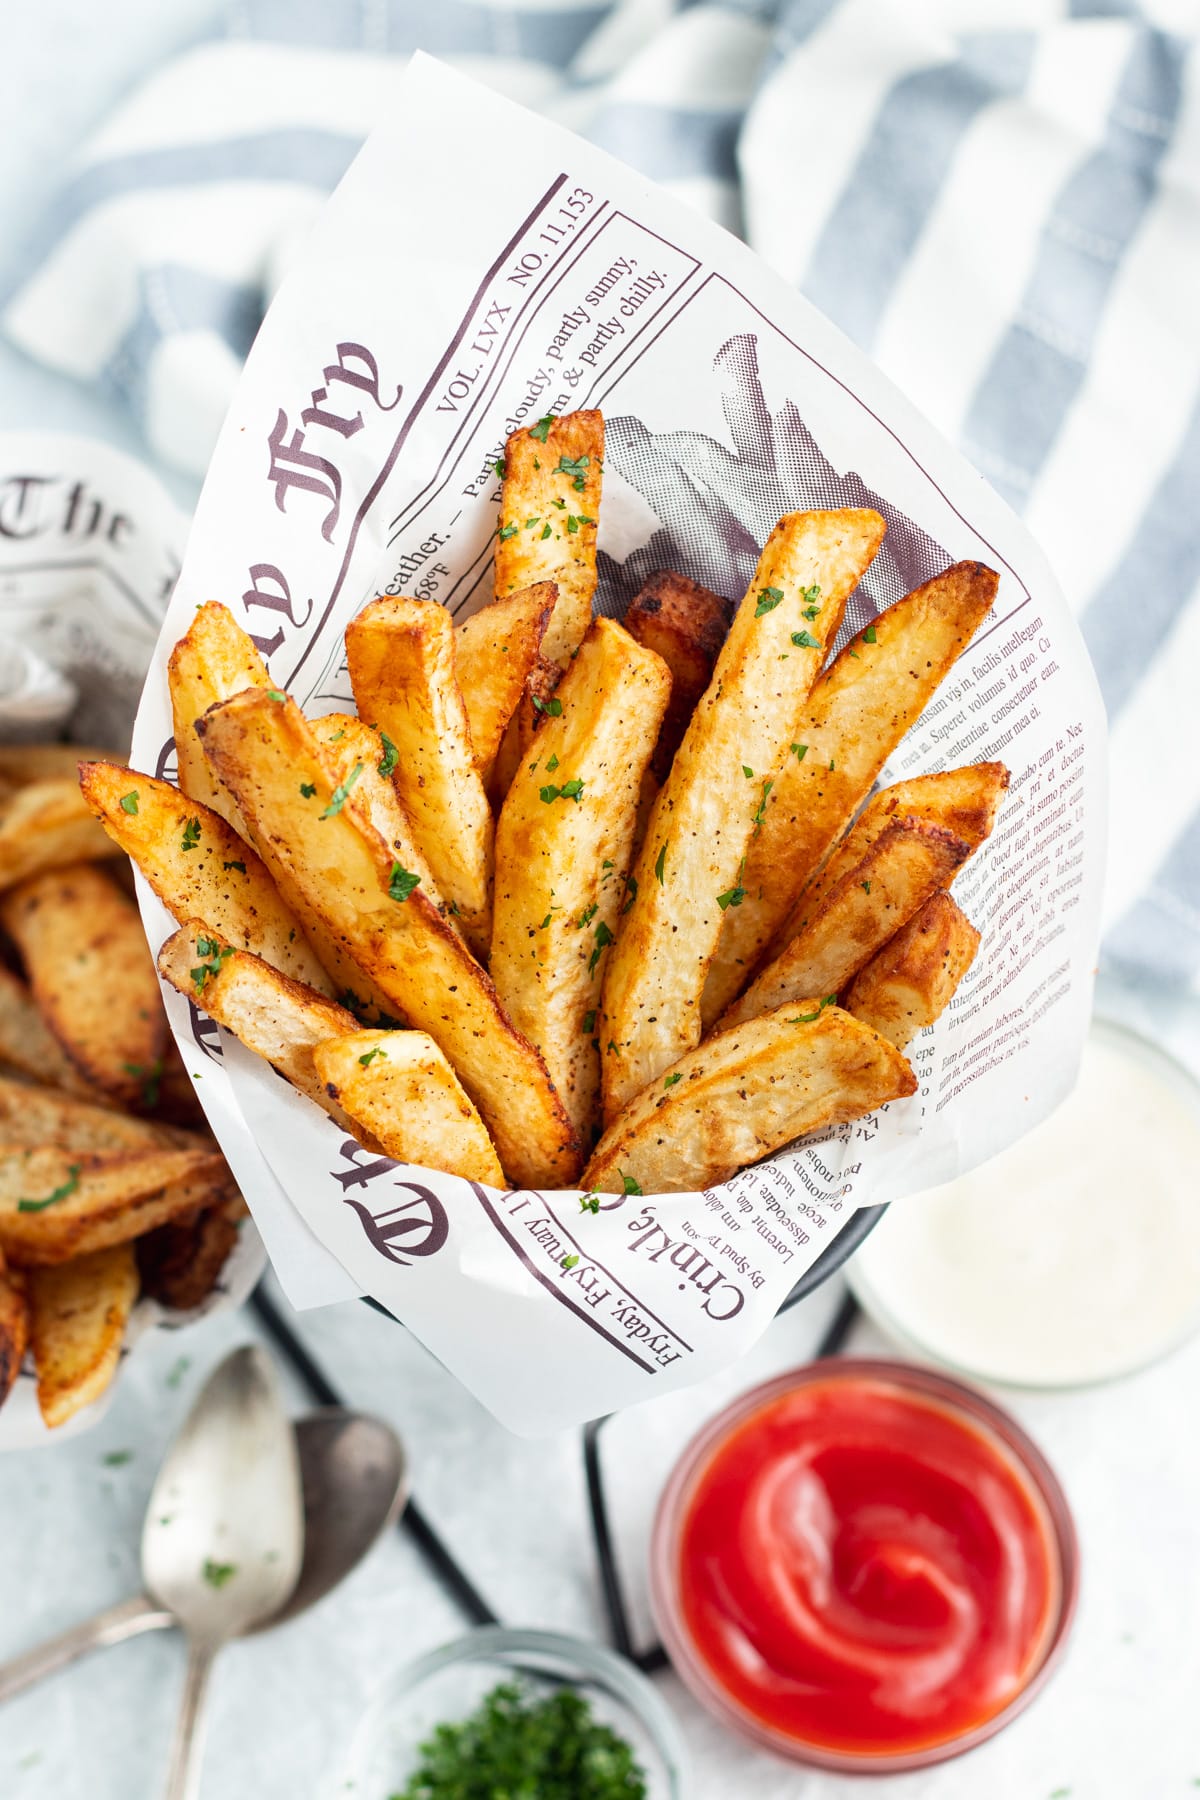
[540,523,552,539]
[587,921,614,977]
[861,879,871,894]
[529,415,555,443]
[202,1560,237,1589]
[531,694,563,717]
[223,860,246,874]
[358,1047,385,1067]
[575,902,597,929]
[120,791,139,815]
[791,630,820,649]
[864,623,878,643]
[17,1164,81,1213]
[787,996,838,1024]
[378,732,399,777]
[717,881,746,910]
[299,781,317,798]
[754,585,784,617]
[493,458,506,478]
[323,761,363,817]
[498,523,518,541]
[556,453,590,491]
[579,1193,600,1214]
[791,743,808,761]
[181,817,202,852]
[546,753,559,772]
[582,1010,596,1035]
[124,1056,164,1108]
[388,863,421,904]
[190,936,234,993]
[267,689,286,704]
[622,874,638,914]
[654,842,667,886]
[620,1172,643,1196]
[664,1072,682,1089]
[329,728,345,742]
[742,765,754,779]
[561,1253,579,1271]
[751,779,773,831]
[540,779,584,804]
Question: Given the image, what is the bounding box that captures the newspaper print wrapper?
[0,432,265,1449]
[131,55,1107,1435]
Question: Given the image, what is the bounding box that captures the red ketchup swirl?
[674,1372,1061,1759]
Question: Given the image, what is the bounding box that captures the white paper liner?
[129,56,1107,1434]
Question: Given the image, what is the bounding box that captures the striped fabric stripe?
[2,0,1197,994]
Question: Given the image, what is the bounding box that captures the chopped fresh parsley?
[323,761,363,817]
[202,1559,237,1590]
[664,1072,682,1089]
[498,523,518,541]
[493,458,506,478]
[378,731,399,777]
[561,1253,580,1271]
[531,694,563,717]
[120,791,139,815]
[742,765,754,779]
[17,1164,81,1213]
[103,1449,134,1467]
[389,862,421,904]
[717,882,746,910]
[575,902,597,930]
[223,859,246,874]
[863,623,878,643]
[751,779,773,831]
[579,1193,600,1214]
[181,817,202,852]
[299,781,317,799]
[587,921,614,977]
[791,630,820,649]
[861,879,871,895]
[358,1047,386,1067]
[791,743,808,762]
[654,842,667,886]
[622,874,638,915]
[190,934,234,994]
[540,523,552,539]
[786,996,838,1025]
[539,779,583,804]
[582,1010,596,1035]
[529,415,555,443]
[123,1056,164,1108]
[556,454,590,492]
[267,689,286,704]
[754,585,784,617]
[545,752,560,773]
[620,1172,643,1197]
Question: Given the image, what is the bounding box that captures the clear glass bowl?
[330,1625,689,1798]
[650,1359,1079,1775]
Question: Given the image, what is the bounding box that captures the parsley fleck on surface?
[323,761,363,817]
[529,414,555,443]
[120,791,139,815]
[180,817,202,852]
[654,842,667,886]
[299,782,317,799]
[864,623,878,643]
[754,585,784,617]
[791,630,820,649]
[358,1047,386,1067]
[391,1680,647,1800]
[17,1165,82,1213]
[202,1559,237,1589]
[378,732,399,777]
[389,863,421,904]
[620,1172,643,1197]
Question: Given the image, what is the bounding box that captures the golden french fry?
[345,597,493,956]
[495,410,603,666]
[584,1002,916,1195]
[0,1076,203,1154]
[0,964,105,1100]
[27,1244,139,1427]
[843,891,981,1051]
[0,865,167,1111]
[195,690,581,1188]
[782,761,1009,939]
[0,1146,228,1265]
[0,779,120,890]
[156,923,368,1139]
[168,600,271,829]
[702,561,998,1026]
[312,1031,505,1186]
[490,618,671,1146]
[624,571,733,781]
[0,1248,29,1406]
[456,584,553,781]
[487,651,563,808]
[600,509,886,1122]
[78,760,333,991]
[719,818,972,1030]
[136,1194,243,1312]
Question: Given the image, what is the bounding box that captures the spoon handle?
[162,1639,217,1800]
[0,1593,174,1703]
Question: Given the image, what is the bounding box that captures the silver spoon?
[0,1406,407,1701]
[146,1344,304,1800]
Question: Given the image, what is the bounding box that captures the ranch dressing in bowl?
[849,1019,1200,1387]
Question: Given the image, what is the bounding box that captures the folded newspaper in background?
[132,55,1107,1434]
[0,433,265,1450]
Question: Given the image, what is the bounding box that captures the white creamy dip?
[850,1021,1200,1386]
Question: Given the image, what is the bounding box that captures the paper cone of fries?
[115,57,1105,1432]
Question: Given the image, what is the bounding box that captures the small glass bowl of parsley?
[330,1626,688,1799]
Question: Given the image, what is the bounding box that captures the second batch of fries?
[75,408,1006,1220]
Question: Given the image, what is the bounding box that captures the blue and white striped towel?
[4,0,1197,991]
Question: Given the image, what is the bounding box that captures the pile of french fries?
[0,746,244,1428]
[75,407,1007,1233]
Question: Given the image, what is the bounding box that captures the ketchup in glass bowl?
[650,1360,1077,1772]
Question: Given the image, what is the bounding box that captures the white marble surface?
[2,11,1200,1797]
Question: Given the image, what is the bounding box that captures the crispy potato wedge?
[600,510,886,1121]
[0,1145,228,1265]
[702,561,997,1026]
[495,411,603,666]
[624,571,733,781]
[193,693,581,1186]
[0,1248,29,1406]
[489,652,565,808]
[345,597,493,956]
[584,1002,916,1194]
[0,779,120,890]
[312,1031,505,1186]
[169,600,271,830]
[156,924,366,1135]
[0,745,115,787]
[844,892,981,1051]
[720,818,972,1029]
[782,761,1009,939]
[136,1194,243,1312]
[0,1076,203,1154]
[457,584,553,782]
[27,1244,139,1427]
[78,760,333,991]
[0,963,105,1099]
[0,865,167,1110]
[490,618,671,1146]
